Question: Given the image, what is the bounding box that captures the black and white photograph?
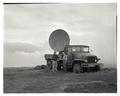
[3,3,117,93]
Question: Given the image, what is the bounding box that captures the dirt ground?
[4,67,117,93]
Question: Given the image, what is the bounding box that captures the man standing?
[52,52,58,72]
[63,52,67,71]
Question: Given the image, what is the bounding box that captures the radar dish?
[49,29,70,52]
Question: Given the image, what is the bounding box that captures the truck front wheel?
[95,65,100,71]
[73,64,83,73]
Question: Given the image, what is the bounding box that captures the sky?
[4,3,117,68]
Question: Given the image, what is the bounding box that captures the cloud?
[4,42,43,53]
[4,41,47,67]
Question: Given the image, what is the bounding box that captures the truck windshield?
[71,47,89,52]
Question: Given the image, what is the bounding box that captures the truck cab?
[63,45,103,73]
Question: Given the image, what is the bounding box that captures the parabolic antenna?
[49,29,70,52]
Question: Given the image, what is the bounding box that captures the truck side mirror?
[98,58,101,61]
[96,58,101,62]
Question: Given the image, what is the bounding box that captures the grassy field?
[4,67,117,93]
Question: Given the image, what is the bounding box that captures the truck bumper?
[81,63,103,68]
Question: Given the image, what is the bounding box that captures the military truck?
[44,29,103,73]
[45,45,103,73]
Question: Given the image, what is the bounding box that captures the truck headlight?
[94,59,97,62]
[85,60,87,62]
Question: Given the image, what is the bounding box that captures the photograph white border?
[0,0,119,96]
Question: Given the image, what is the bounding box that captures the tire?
[57,63,61,70]
[73,64,83,73]
[95,65,100,71]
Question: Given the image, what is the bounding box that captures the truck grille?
[87,56,96,63]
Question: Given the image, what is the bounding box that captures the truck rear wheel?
[57,63,61,70]
[73,64,83,73]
